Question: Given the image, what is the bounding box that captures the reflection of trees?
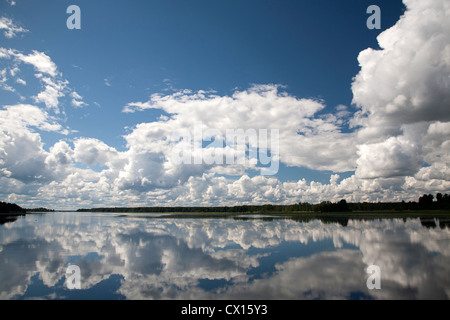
[0,201,25,225]
[0,216,18,225]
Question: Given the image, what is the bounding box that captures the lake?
[0,212,449,300]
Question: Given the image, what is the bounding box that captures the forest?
[0,201,26,214]
[77,193,450,213]
[2,193,449,215]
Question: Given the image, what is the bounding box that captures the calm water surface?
[0,212,449,300]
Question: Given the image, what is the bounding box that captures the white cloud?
[356,136,423,179]
[0,104,64,133]
[70,91,83,100]
[0,67,16,93]
[0,48,90,113]
[1,216,448,299]
[0,17,28,38]
[33,77,67,112]
[350,0,450,185]
[44,141,74,180]
[123,84,356,173]
[0,104,71,184]
[15,50,59,77]
[74,138,126,170]
[15,78,26,85]
[352,0,450,131]
[70,91,88,108]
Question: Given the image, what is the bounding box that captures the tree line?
[0,202,55,214]
[26,207,55,212]
[2,193,449,214]
[0,201,26,214]
[77,193,450,213]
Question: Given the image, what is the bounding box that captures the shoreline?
[4,209,450,221]
[0,212,26,216]
[77,209,450,220]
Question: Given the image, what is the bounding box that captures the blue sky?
[3,0,404,138]
[1,0,449,209]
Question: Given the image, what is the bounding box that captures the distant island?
[77,193,450,214]
[25,207,55,213]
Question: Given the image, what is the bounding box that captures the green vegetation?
[0,201,26,215]
[1,195,449,228]
[25,207,55,213]
[1,202,54,218]
[77,193,450,214]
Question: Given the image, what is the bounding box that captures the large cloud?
[107,0,449,201]
[351,0,450,135]
[124,84,356,173]
[0,104,69,184]
[351,0,450,185]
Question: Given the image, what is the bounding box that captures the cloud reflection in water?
[0,213,449,299]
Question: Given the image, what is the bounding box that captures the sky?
[0,0,449,210]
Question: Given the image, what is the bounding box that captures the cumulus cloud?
[352,0,450,133]
[74,138,126,170]
[33,77,67,112]
[356,136,423,179]
[123,84,356,173]
[0,104,64,133]
[350,0,450,187]
[0,104,71,184]
[77,84,358,197]
[110,0,450,203]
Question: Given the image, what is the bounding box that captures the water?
[0,212,449,300]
